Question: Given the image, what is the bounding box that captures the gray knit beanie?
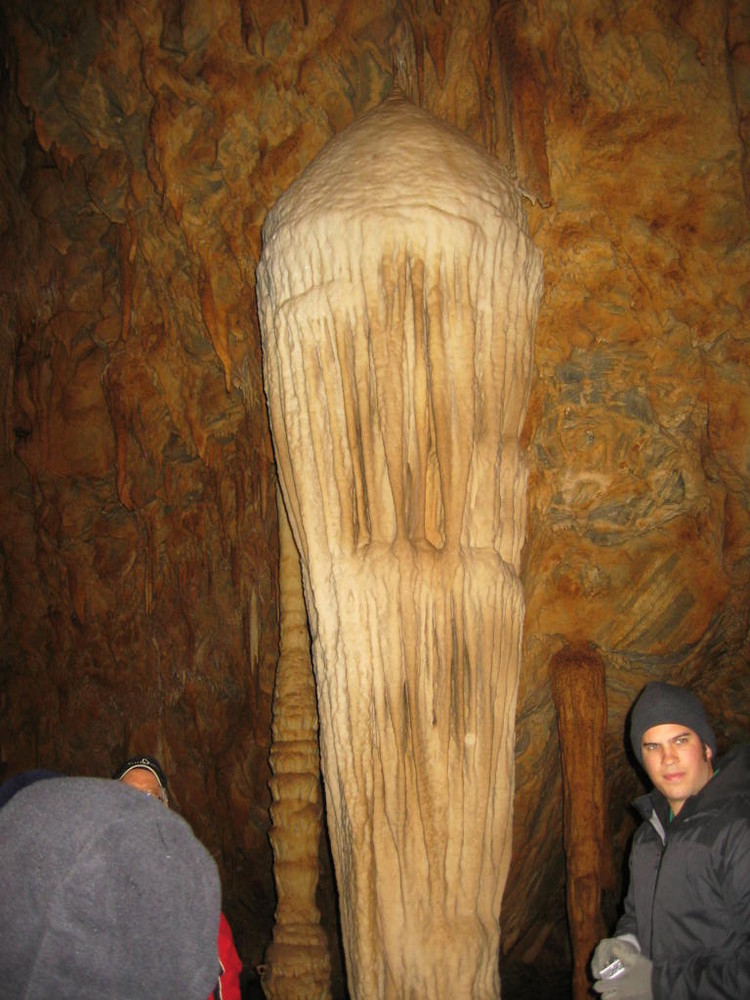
[630,681,717,764]
[0,776,221,999]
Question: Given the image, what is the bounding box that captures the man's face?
[119,767,167,804]
[641,723,713,815]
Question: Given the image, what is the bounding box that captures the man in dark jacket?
[591,681,750,999]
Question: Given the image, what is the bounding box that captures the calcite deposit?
[0,1,748,996]
[257,93,542,997]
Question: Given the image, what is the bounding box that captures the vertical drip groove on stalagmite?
[258,93,543,998]
[263,489,331,1000]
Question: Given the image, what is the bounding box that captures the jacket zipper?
[648,818,668,956]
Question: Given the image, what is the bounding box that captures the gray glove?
[592,942,653,1000]
[590,936,638,979]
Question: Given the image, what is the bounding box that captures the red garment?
[209,911,242,1000]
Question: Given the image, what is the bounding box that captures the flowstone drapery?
[257,93,543,998]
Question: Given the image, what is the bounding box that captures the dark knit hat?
[113,754,169,793]
[0,777,220,999]
[630,681,717,764]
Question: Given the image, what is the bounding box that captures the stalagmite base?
[258,94,543,998]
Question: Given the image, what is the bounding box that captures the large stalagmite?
[257,93,543,998]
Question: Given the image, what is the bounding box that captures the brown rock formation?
[550,644,608,1000]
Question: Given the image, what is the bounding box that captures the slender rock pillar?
[258,93,543,998]
[263,489,331,1000]
[550,644,608,1000]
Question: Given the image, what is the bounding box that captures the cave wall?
[1,0,749,992]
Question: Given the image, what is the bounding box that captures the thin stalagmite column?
[550,644,608,1000]
[263,489,331,1000]
[257,93,543,998]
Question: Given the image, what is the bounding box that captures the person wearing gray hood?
[0,775,222,999]
[590,681,750,999]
